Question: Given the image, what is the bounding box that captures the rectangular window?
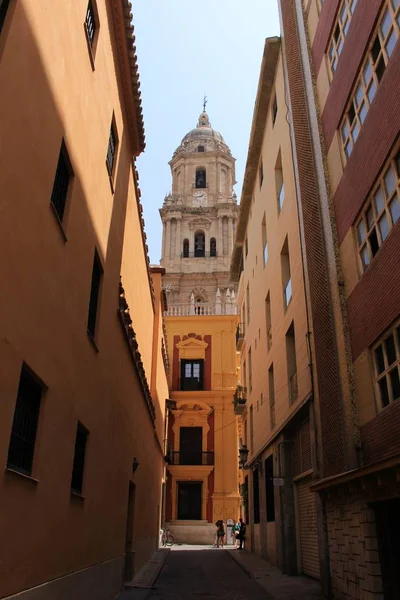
[87,250,103,339]
[253,470,260,524]
[71,423,89,494]
[327,0,358,78]
[50,141,73,223]
[248,347,252,393]
[7,366,43,476]
[286,322,298,405]
[275,150,285,213]
[269,364,275,429]
[265,455,276,522]
[356,147,400,271]
[0,0,11,34]
[85,1,97,47]
[265,293,272,351]
[262,214,268,266]
[180,359,204,391]
[340,0,399,162]
[272,94,278,125]
[246,283,251,324]
[249,404,254,454]
[373,321,400,409]
[281,237,292,310]
[259,159,264,188]
[106,118,118,177]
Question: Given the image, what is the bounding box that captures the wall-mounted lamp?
[238,446,262,473]
[132,457,140,474]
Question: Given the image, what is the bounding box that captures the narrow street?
[119,546,321,600]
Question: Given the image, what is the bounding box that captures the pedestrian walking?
[237,518,246,550]
[232,520,240,548]
[216,519,225,548]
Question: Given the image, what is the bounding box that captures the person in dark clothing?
[216,519,225,548]
[237,518,246,550]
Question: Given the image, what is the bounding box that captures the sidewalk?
[116,549,169,600]
[227,547,322,600]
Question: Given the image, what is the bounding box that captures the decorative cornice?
[118,278,156,423]
[109,0,145,155]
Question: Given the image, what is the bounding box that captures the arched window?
[198,145,205,152]
[194,231,205,257]
[195,168,206,189]
[210,237,217,257]
[183,238,189,258]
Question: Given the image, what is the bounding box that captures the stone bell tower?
[160,109,238,314]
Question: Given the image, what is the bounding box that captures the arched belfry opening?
[194,231,205,257]
[210,238,217,257]
[195,168,206,189]
[183,239,189,258]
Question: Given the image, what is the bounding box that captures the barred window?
[85,1,96,47]
[373,321,400,409]
[50,142,72,223]
[106,120,118,177]
[71,423,89,494]
[356,148,400,271]
[327,0,358,77]
[7,366,43,476]
[340,0,399,161]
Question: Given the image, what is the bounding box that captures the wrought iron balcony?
[233,385,247,415]
[236,322,245,350]
[168,451,214,466]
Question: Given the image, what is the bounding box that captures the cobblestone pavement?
[143,546,273,600]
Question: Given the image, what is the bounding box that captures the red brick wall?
[361,400,400,463]
[347,221,400,361]
[312,0,340,72]
[282,0,346,477]
[334,44,400,244]
[322,0,382,149]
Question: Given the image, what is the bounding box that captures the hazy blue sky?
[134,1,281,263]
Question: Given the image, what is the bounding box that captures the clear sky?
[133,0,281,263]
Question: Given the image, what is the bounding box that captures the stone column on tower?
[228,216,233,254]
[218,217,223,256]
[175,218,181,258]
[165,219,171,259]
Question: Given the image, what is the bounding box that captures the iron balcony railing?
[233,385,247,415]
[236,322,245,349]
[181,251,217,258]
[170,451,214,466]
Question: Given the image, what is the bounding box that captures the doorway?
[180,426,203,464]
[375,499,400,599]
[124,481,136,582]
[177,481,202,520]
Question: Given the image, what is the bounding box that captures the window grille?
[7,367,42,475]
[71,423,88,494]
[85,1,96,47]
[106,123,117,176]
[50,144,71,222]
[87,251,102,337]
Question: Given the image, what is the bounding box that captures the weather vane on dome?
[203,94,208,112]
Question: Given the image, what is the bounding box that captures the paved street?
[119,546,322,600]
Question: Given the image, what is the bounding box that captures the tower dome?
[174,111,231,156]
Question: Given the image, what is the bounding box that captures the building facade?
[231,37,321,579]
[276,0,400,598]
[0,2,168,599]
[160,110,239,315]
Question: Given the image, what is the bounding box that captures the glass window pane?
[380,9,391,39]
[342,122,349,141]
[193,363,200,378]
[357,219,366,244]
[379,376,390,407]
[371,35,382,62]
[375,345,385,374]
[349,103,356,123]
[396,150,400,177]
[369,228,380,256]
[384,167,396,196]
[389,195,400,224]
[385,334,397,365]
[374,187,385,213]
[386,30,397,57]
[340,4,347,22]
[329,43,335,60]
[367,81,376,103]
[378,213,390,241]
[343,19,350,36]
[355,84,363,107]
[376,56,386,82]
[359,102,368,123]
[361,245,370,269]
[367,206,375,228]
[364,59,372,84]
[351,0,358,12]
[390,367,400,401]
[333,56,338,71]
[392,0,399,10]
[185,364,192,377]
[352,122,360,142]
[345,141,352,158]
[338,38,344,54]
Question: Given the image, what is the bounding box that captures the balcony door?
[177,481,202,520]
[180,426,202,465]
[180,359,204,391]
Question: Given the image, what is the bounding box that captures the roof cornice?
[109,0,145,156]
[230,37,281,281]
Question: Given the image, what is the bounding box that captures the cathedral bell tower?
[160,110,238,314]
